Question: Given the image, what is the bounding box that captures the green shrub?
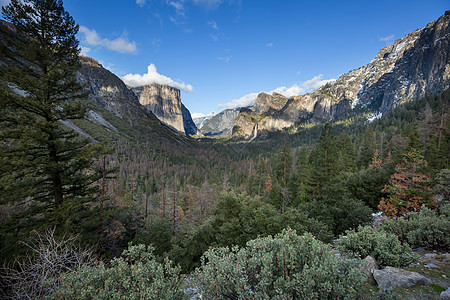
[194,229,364,299]
[47,244,185,300]
[382,206,450,250]
[337,226,418,268]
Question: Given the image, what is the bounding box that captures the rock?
[361,256,378,284]
[440,287,450,300]
[233,12,450,136]
[373,266,432,290]
[198,108,240,137]
[424,263,439,268]
[424,253,437,259]
[133,84,200,136]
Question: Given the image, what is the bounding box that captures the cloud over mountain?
[122,64,194,93]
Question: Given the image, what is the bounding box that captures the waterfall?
[249,123,258,142]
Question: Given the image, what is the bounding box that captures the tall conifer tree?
[0,0,104,229]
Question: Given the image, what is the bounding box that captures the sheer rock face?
[198,108,240,137]
[233,11,450,138]
[133,84,199,136]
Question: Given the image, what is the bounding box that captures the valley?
[0,1,449,299]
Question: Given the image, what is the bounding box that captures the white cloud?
[122,64,194,93]
[217,74,335,110]
[271,85,305,96]
[218,92,258,110]
[191,112,207,118]
[168,0,186,16]
[79,26,137,54]
[192,111,218,118]
[192,0,224,9]
[208,19,219,30]
[379,34,395,43]
[80,46,91,56]
[136,0,147,7]
[218,55,232,63]
[266,42,273,48]
[302,74,335,91]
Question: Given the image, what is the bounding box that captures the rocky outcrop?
[133,84,184,132]
[78,57,187,144]
[441,287,450,299]
[373,267,432,290]
[78,57,144,121]
[233,11,450,137]
[199,108,240,136]
[232,93,288,138]
[133,84,199,136]
[361,256,378,284]
[181,103,200,136]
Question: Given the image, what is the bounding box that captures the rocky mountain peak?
[232,11,450,138]
[132,83,199,136]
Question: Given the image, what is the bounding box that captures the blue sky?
[2,0,447,116]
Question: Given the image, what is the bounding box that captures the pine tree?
[337,130,356,172]
[308,123,339,198]
[0,0,105,230]
[379,150,435,217]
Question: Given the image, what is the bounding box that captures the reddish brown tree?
[379,150,435,217]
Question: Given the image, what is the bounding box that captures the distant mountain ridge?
[197,108,240,137]
[232,11,450,138]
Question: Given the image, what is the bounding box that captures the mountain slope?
[198,108,240,136]
[233,11,450,138]
[77,57,188,144]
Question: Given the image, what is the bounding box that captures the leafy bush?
[194,229,364,299]
[382,206,450,250]
[337,226,418,268]
[47,244,184,300]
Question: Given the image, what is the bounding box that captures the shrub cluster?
[382,205,450,250]
[47,244,184,300]
[337,226,418,268]
[194,229,364,299]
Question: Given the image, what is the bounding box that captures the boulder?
[373,266,432,290]
[440,287,450,300]
[361,256,378,284]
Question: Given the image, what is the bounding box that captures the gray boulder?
[361,256,378,284]
[441,287,450,300]
[373,266,432,290]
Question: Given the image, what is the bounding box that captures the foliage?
[382,205,450,250]
[0,228,94,300]
[379,150,435,217]
[211,192,332,247]
[337,226,418,268]
[0,0,108,255]
[47,244,184,300]
[194,229,364,300]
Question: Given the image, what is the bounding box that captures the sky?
[1,0,448,117]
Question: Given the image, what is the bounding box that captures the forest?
[0,0,449,299]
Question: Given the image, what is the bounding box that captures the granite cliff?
[197,108,240,136]
[132,84,199,136]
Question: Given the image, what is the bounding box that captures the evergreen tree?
[337,130,356,173]
[0,1,105,231]
[308,123,339,198]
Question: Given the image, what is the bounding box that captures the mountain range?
[2,10,449,143]
[230,11,450,139]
